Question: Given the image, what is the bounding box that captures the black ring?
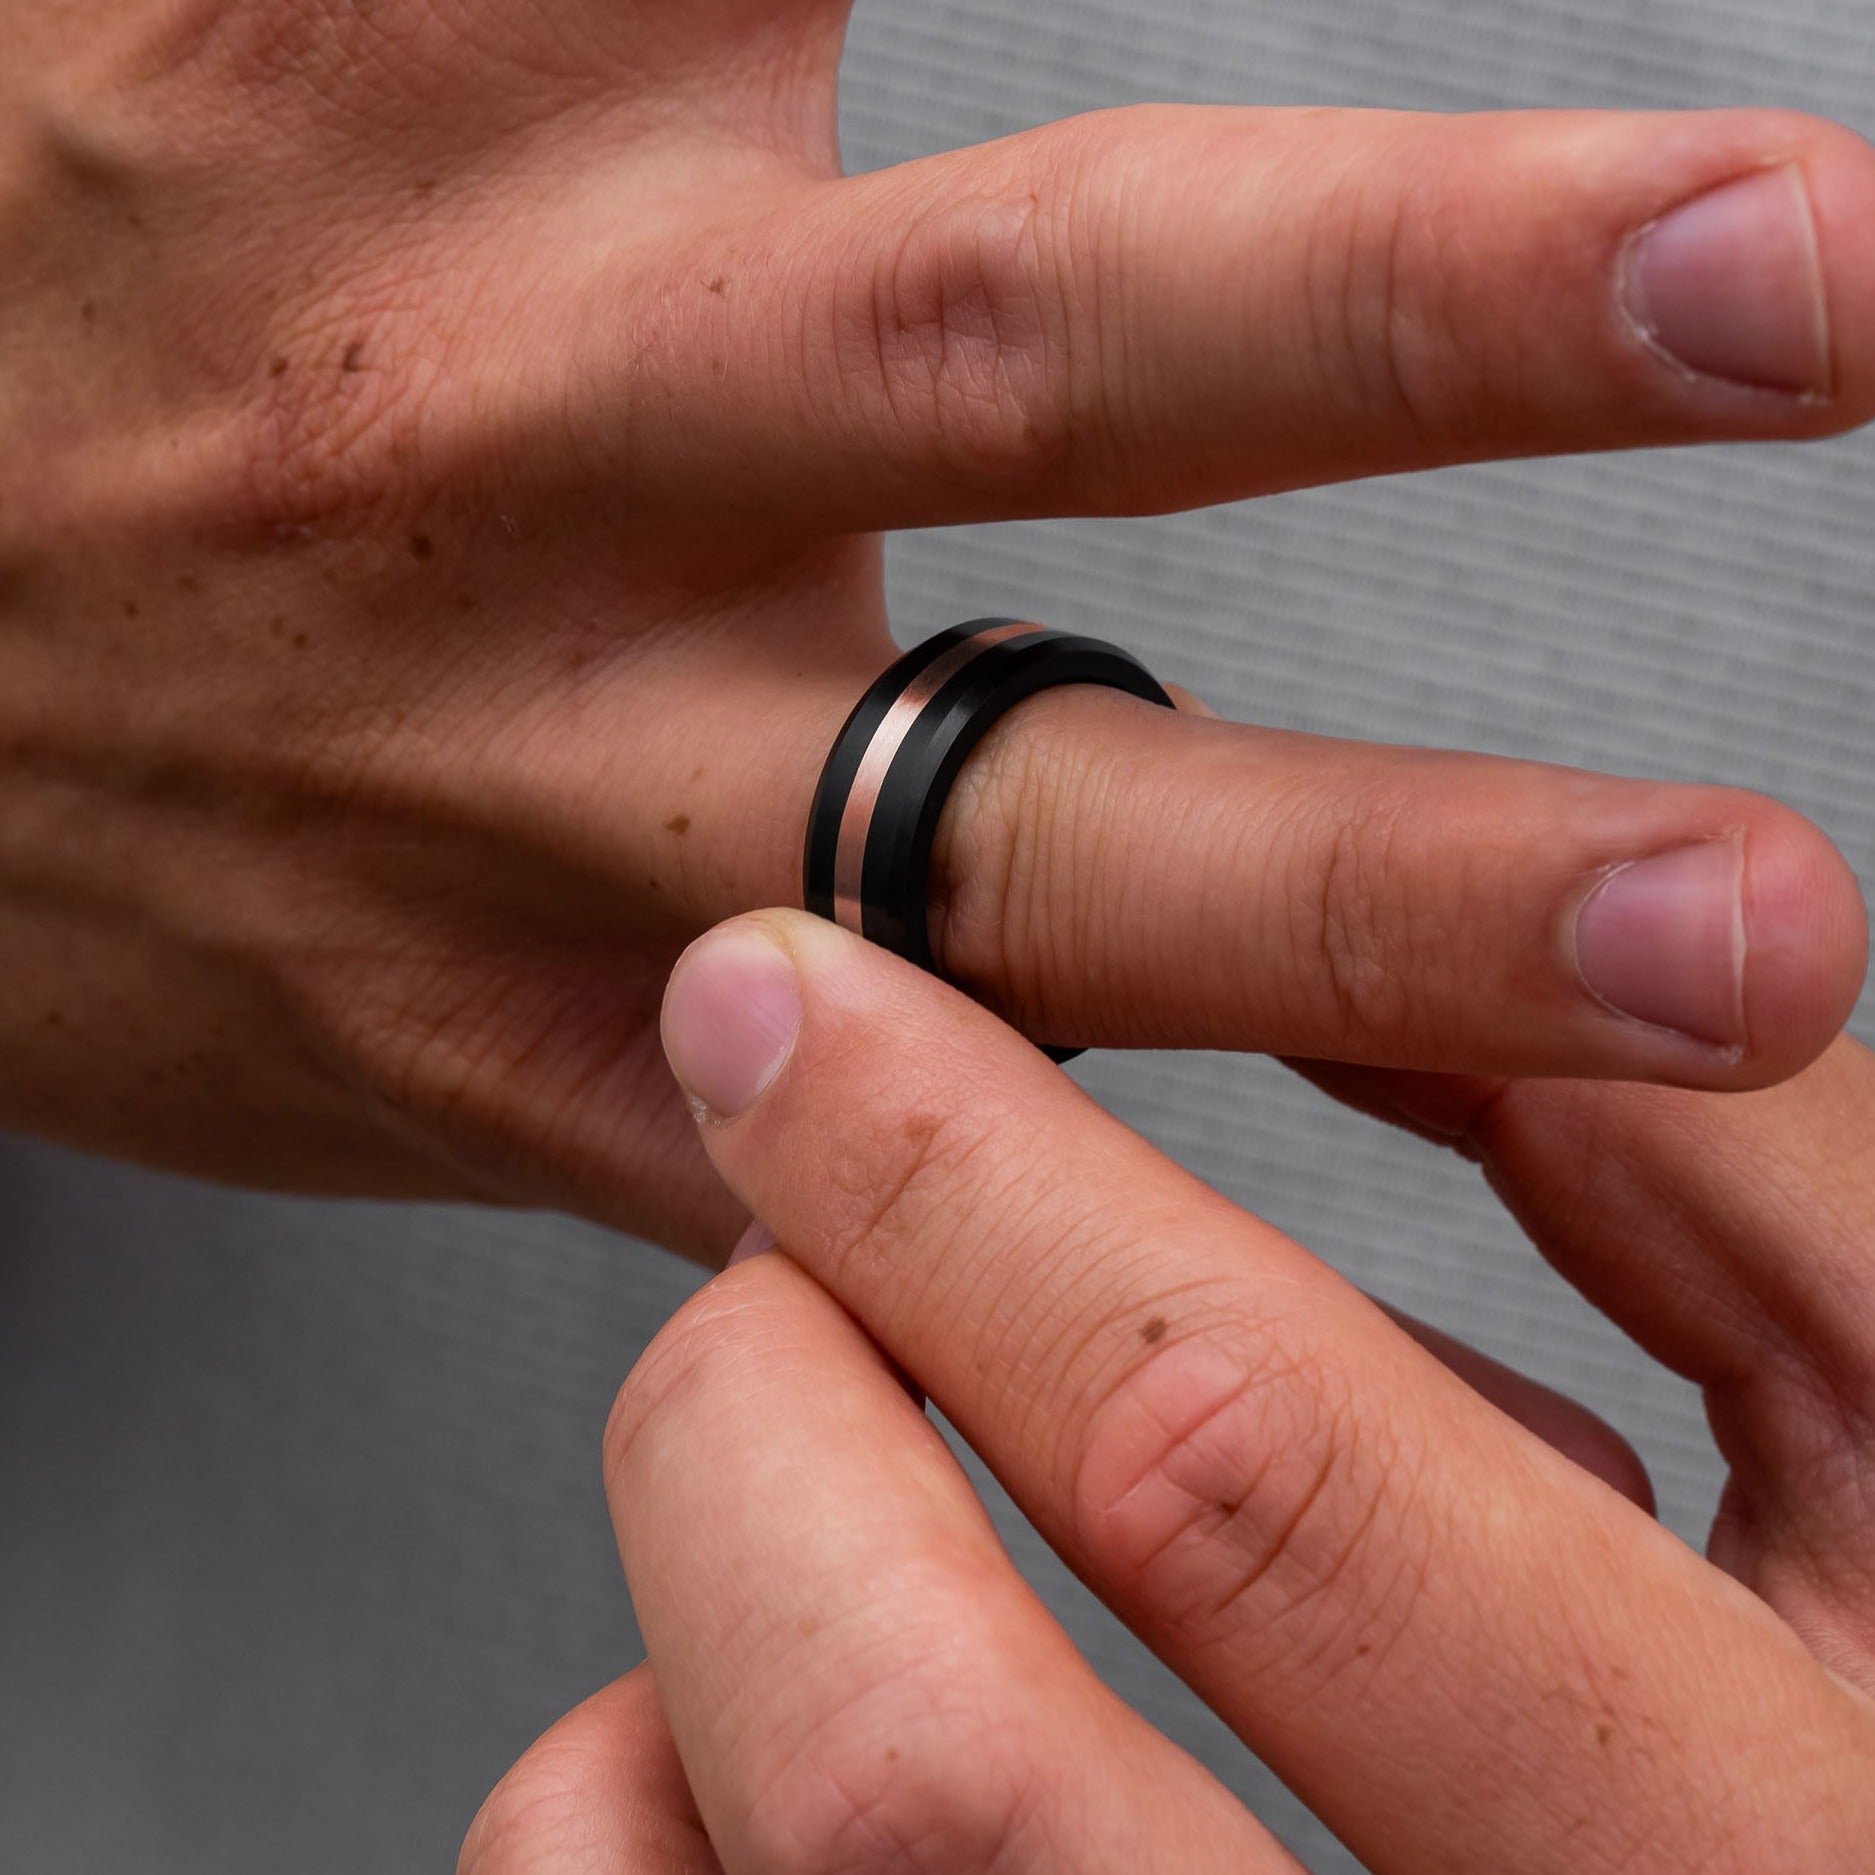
[802,619,1176,1063]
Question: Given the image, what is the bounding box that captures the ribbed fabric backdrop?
[4,5,1873,1870]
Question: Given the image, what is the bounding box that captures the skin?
[5,0,1875,1262]
[5,0,1874,1859]
[464,915,1875,1875]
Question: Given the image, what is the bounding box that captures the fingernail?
[726,1220,777,1266]
[1572,836,1747,1048]
[1624,166,1831,395]
[661,923,801,1121]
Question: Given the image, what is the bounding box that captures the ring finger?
[532,652,1867,1084]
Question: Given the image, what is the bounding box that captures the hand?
[464,911,1875,1873]
[7,1,1875,1252]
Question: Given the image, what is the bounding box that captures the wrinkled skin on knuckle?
[1275,763,1497,1058]
[1277,781,1417,1053]
[816,156,1093,500]
[223,317,433,543]
[208,252,527,547]
[741,1660,1046,1875]
[1073,1324,1413,1672]
[1297,137,1491,451]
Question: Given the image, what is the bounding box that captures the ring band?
[803,619,1176,1061]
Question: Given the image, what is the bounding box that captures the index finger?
[658,911,1875,1875]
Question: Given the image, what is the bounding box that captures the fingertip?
[660,913,805,1124]
[1739,800,1869,1083]
[1796,116,1875,424]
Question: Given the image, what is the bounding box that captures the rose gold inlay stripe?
[832,623,1042,932]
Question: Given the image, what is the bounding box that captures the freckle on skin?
[176,574,200,594]
[1595,1721,1614,1748]
[664,814,691,835]
[80,299,96,325]
[121,600,138,618]
[689,766,705,782]
[342,340,365,372]
[290,631,308,650]
[409,533,434,560]
[707,275,727,295]
[269,356,289,377]
[414,177,437,196]
[1141,1315,1168,1344]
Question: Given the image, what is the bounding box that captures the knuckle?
[823,127,1136,502]
[839,177,1073,490]
[743,1655,1041,1875]
[1073,1325,1413,1665]
[202,280,480,547]
[1303,147,1485,447]
[219,315,430,542]
[1282,782,1421,1050]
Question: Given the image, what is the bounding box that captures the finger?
[1376,1302,1655,1513]
[643,665,1866,1088]
[577,106,1875,528]
[925,686,1868,1084]
[605,1250,1297,1874]
[394,640,1862,1254]
[1303,1039,1875,1685]
[459,1666,723,1875]
[658,912,1875,1875]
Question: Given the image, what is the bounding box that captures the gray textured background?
[5,3,1874,1870]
